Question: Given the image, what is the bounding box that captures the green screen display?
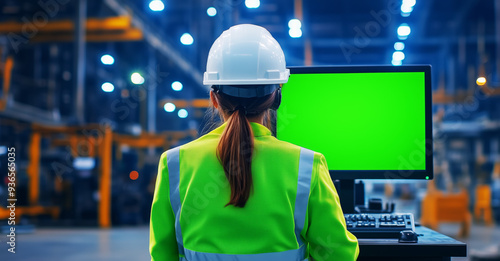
[277,72,426,171]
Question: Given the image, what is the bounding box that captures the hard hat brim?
[203,69,290,86]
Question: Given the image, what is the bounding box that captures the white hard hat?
[203,24,290,86]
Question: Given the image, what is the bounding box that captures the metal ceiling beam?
[414,0,432,40]
[451,0,478,33]
[436,0,478,68]
[31,29,143,42]
[0,16,133,33]
[289,35,497,49]
[103,0,205,90]
[74,0,86,124]
[157,98,210,109]
[0,101,70,126]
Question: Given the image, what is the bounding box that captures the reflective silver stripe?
[294,148,315,247]
[167,146,185,256]
[184,244,307,261]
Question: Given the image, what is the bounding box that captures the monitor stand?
[337,180,396,214]
[338,179,356,213]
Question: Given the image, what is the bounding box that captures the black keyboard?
[344,213,415,238]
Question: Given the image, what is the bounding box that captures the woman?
[150,24,358,261]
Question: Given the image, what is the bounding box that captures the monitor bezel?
[280,65,433,180]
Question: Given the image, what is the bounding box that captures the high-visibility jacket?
[150,122,359,261]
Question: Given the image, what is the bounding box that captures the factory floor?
[0,223,499,260]
[0,227,150,261]
[441,223,500,261]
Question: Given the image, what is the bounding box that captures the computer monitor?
[276,65,433,211]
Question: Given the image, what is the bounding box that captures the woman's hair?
[211,89,276,207]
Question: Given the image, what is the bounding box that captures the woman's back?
[150,122,359,260]
[180,122,303,253]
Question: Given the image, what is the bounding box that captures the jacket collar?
[210,122,272,137]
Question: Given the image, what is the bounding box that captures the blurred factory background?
[0,0,499,260]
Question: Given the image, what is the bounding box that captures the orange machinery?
[474,184,494,226]
[11,123,197,228]
[420,181,472,237]
[474,162,500,226]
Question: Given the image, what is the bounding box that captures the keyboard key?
[343,213,414,238]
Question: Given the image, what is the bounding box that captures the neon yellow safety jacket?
[150,122,359,261]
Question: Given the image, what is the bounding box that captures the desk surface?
[357,226,466,261]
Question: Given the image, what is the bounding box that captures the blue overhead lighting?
[289,28,302,38]
[392,60,402,66]
[100,54,114,65]
[101,82,114,92]
[397,23,411,40]
[245,0,260,8]
[131,72,145,85]
[164,102,176,112]
[180,33,194,45]
[402,0,416,8]
[149,0,165,11]
[394,42,405,51]
[207,7,217,17]
[288,19,302,29]
[171,81,183,91]
[392,51,405,61]
[178,109,188,118]
[397,24,411,36]
[288,18,303,38]
[401,5,413,13]
[401,0,415,17]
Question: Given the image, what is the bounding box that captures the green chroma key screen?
[277,69,427,173]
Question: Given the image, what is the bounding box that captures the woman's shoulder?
[263,135,314,152]
[257,136,323,159]
[162,132,219,156]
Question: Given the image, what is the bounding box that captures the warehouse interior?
[0,0,500,260]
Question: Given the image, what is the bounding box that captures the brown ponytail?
[213,90,276,207]
[218,108,254,207]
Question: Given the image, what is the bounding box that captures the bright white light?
[178,109,188,118]
[164,102,176,112]
[100,54,114,65]
[171,81,183,91]
[73,157,96,170]
[392,60,402,66]
[245,0,260,8]
[149,0,165,11]
[131,72,145,85]
[397,24,411,37]
[403,0,416,8]
[289,28,302,38]
[101,82,114,92]
[207,7,217,16]
[288,19,302,29]
[401,5,413,13]
[180,33,194,45]
[392,51,405,61]
[394,42,405,51]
